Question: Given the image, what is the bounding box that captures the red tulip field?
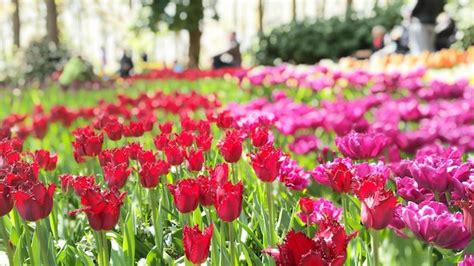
[1,60,474,266]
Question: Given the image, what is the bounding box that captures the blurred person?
[172,60,185,73]
[371,26,386,53]
[119,50,134,78]
[59,56,95,89]
[408,0,446,54]
[391,25,410,54]
[212,31,242,69]
[141,52,148,62]
[435,13,456,50]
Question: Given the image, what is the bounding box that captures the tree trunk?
[292,0,297,21]
[318,0,326,19]
[187,29,201,69]
[45,0,59,45]
[12,0,20,48]
[346,0,353,19]
[257,0,264,34]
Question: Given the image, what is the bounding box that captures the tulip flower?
[356,176,396,230]
[183,224,213,264]
[250,127,269,147]
[168,179,200,213]
[186,148,204,172]
[217,130,243,163]
[0,182,13,217]
[209,163,229,186]
[395,177,434,203]
[163,141,185,166]
[13,181,55,222]
[459,254,474,266]
[215,181,243,222]
[312,159,354,193]
[123,121,144,137]
[139,160,169,188]
[400,201,471,250]
[408,155,452,193]
[335,132,388,160]
[278,155,311,190]
[196,176,216,206]
[216,111,233,129]
[197,120,211,136]
[32,116,48,139]
[153,133,169,151]
[298,197,342,225]
[74,188,126,231]
[176,131,194,147]
[195,134,213,152]
[103,121,123,141]
[159,122,173,134]
[34,150,58,171]
[264,218,356,266]
[250,145,282,182]
[72,127,104,163]
[102,163,131,189]
[60,174,96,196]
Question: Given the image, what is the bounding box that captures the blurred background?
[0,0,473,85]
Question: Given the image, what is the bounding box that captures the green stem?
[206,208,218,265]
[427,245,433,266]
[219,222,225,265]
[0,217,13,265]
[22,221,35,266]
[342,194,351,266]
[36,221,50,266]
[434,192,440,202]
[228,222,236,265]
[231,163,238,184]
[99,231,109,266]
[370,230,379,266]
[149,188,161,255]
[266,182,275,246]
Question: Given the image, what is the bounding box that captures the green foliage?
[446,0,474,49]
[22,37,70,82]
[140,0,217,32]
[253,2,403,65]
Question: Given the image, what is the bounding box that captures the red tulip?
[326,162,353,193]
[72,127,104,163]
[250,145,282,182]
[126,142,143,161]
[124,121,144,137]
[32,116,48,139]
[0,182,13,217]
[356,175,396,230]
[60,174,96,196]
[13,181,55,221]
[186,149,204,172]
[196,134,213,152]
[159,122,173,134]
[103,121,123,141]
[197,176,216,206]
[217,130,243,163]
[99,148,129,167]
[215,181,243,222]
[264,219,357,266]
[183,224,213,264]
[164,141,185,166]
[176,131,194,147]
[250,127,269,147]
[216,111,233,129]
[168,179,200,213]
[154,133,169,151]
[197,120,211,136]
[34,150,58,171]
[209,163,229,186]
[139,160,170,188]
[75,188,126,231]
[102,163,131,189]
[138,150,156,165]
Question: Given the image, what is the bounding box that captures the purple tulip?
[458,254,474,266]
[298,197,342,225]
[395,177,434,203]
[335,132,389,160]
[401,201,471,250]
